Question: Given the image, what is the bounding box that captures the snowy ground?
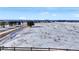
[0,26,15,32]
[1,22,79,50]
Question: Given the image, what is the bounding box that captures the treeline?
[0,21,35,28]
[0,21,21,28]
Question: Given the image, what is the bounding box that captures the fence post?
[2,46,4,50]
[31,47,32,51]
[66,49,69,51]
[48,48,50,51]
[14,47,15,51]
[0,46,1,51]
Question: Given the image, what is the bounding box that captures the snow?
[1,22,79,49]
[0,26,15,32]
[0,27,9,32]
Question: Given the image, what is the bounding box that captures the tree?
[0,22,6,28]
[27,21,34,27]
[8,22,17,26]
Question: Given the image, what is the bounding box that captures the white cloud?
[39,12,49,15]
[73,14,79,17]
[39,12,57,17]
[18,16,27,19]
[52,14,57,16]
[37,12,58,20]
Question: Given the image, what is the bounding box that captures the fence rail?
[0,46,79,51]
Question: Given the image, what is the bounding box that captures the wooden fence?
[0,46,79,51]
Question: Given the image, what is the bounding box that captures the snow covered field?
[0,26,16,32]
[0,28,8,32]
[1,22,79,50]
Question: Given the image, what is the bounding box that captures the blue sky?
[0,7,79,20]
